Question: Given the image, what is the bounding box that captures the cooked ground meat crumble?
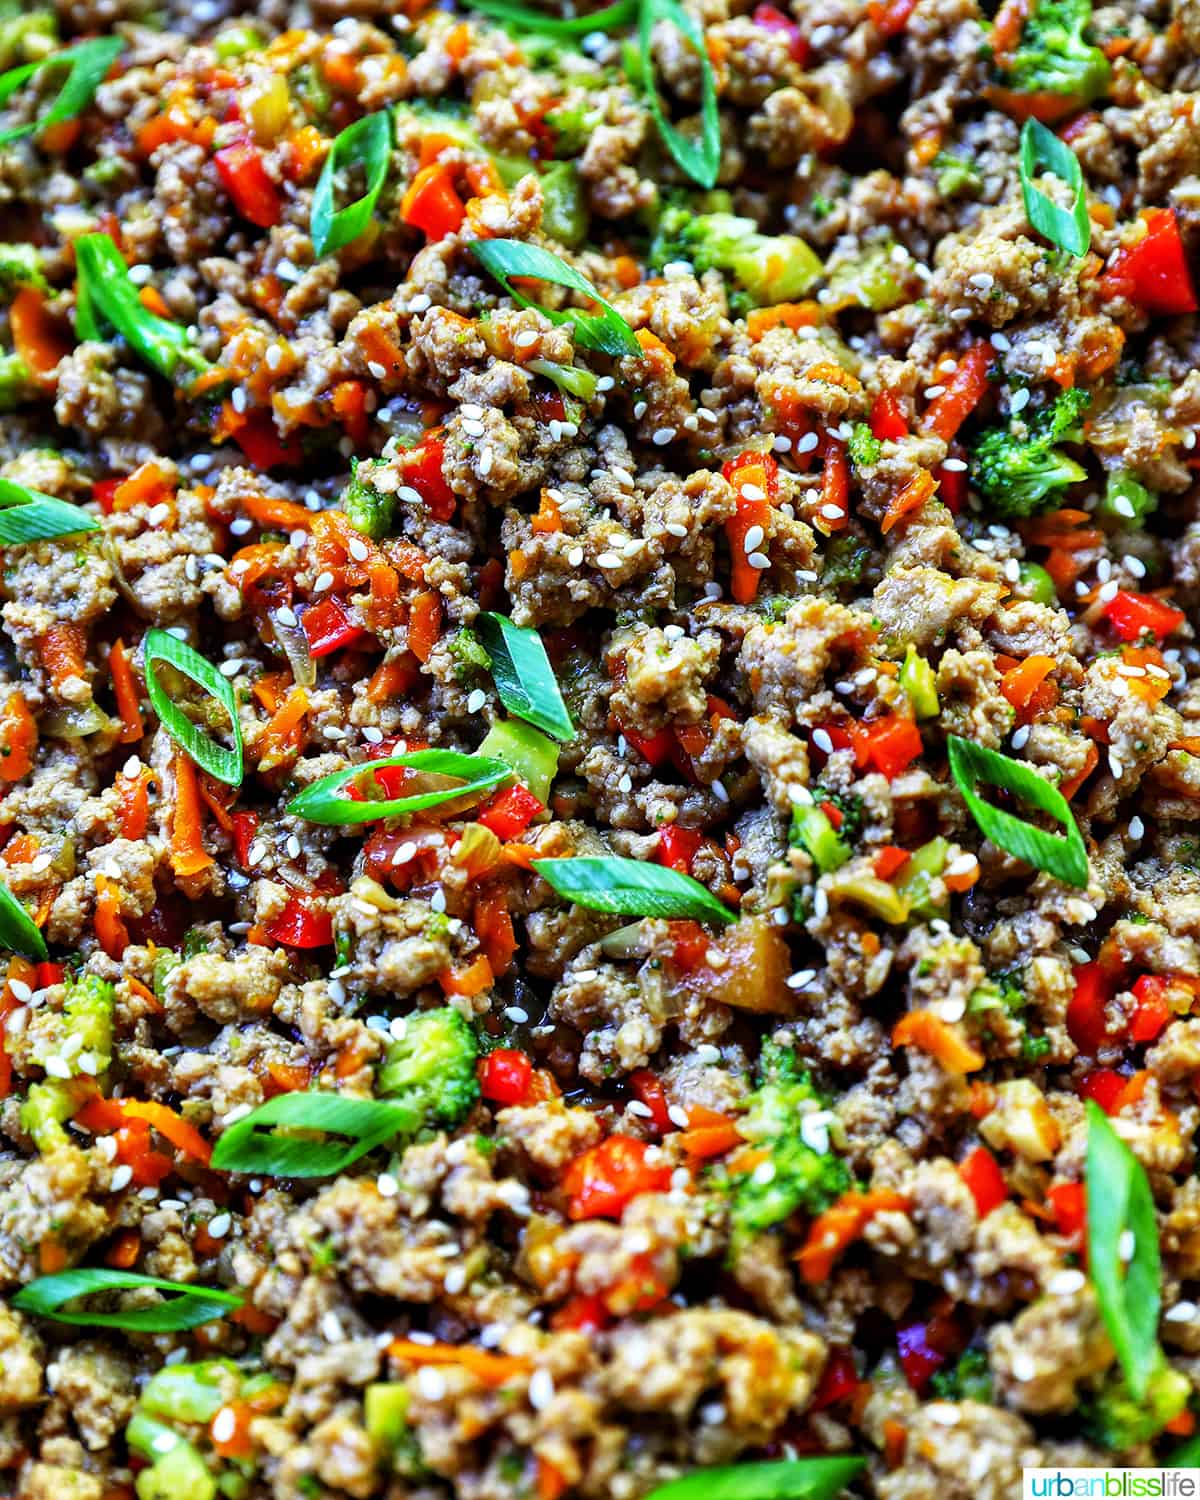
[1,0,1200,1494]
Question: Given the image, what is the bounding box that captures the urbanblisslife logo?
[1024,1472,1200,1499]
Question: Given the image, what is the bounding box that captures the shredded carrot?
[109,640,145,744]
[388,1339,531,1385]
[38,622,88,697]
[138,284,173,319]
[286,123,328,180]
[170,753,214,880]
[796,1188,911,1283]
[0,692,37,783]
[94,874,130,961]
[112,460,174,513]
[921,341,994,442]
[240,493,315,531]
[409,590,443,663]
[437,954,495,998]
[989,0,1030,59]
[118,767,154,841]
[892,1009,985,1072]
[474,888,517,976]
[10,287,72,385]
[677,1106,743,1161]
[531,489,564,534]
[126,976,162,1013]
[999,654,1056,712]
[367,654,419,704]
[39,1238,69,1274]
[746,301,821,340]
[882,1418,908,1468]
[258,686,310,772]
[231,1303,280,1335]
[536,1458,569,1500]
[356,320,405,378]
[880,468,936,535]
[1060,741,1100,801]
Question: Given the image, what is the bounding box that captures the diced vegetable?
[378,1006,479,1127]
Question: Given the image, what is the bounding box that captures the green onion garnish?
[12,1269,243,1332]
[311,110,393,259]
[210,1093,419,1176]
[533,854,735,924]
[468,239,640,358]
[476,613,575,742]
[143,629,244,787]
[286,750,511,825]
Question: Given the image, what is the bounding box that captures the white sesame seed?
[924,385,946,399]
[504,1005,529,1023]
[8,979,31,1003]
[795,431,819,454]
[529,1369,555,1410]
[275,605,298,628]
[747,551,771,570]
[430,886,446,914]
[628,1100,653,1118]
[1128,816,1144,840]
[942,457,967,472]
[229,516,253,536]
[207,1213,231,1240]
[567,546,585,567]
[751,1160,776,1186]
[1011,725,1030,750]
[389,1016,408,1040]
[696,1044,721,1064]
[667,1105,690,1128]
[230,387,247,414]
[1047,1268,1086,1295]
[787,969,817,990]
[146,502,170,526]
[377,1172,399,1197]
[1119,1230,1135,1262]
[820,504,844,521]
[444,1264,467,1294]
[812,729,834,755]
[596,552,621,568]
[1010,388,1030,414]
[108,1163,133,1191]
[466,688,487,714]
[321,1312,343,1343]
[348,537,370,563]
[652,427,676,446]
[515,329,539,349]
[1109,751,1124,779]
[1166,1301,1199,1322]
[944,853,978,878]
[416,1366,446,1401]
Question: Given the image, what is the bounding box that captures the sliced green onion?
[527,357,598,400]
[287,750,511,825]
[0,37,124,148]
[0,478,99,545]
[1086,1101,1161,1401]
[210,1093,419,1177]
[0,879,48,961]
[311,110,392,259]
[946,734,1088,888]
[469,0,637,34]
[11,1269,242,1332]
[638,0,721,191]
[534,855,735,924]
[1019,118,1090,257]
[476,613,575,742]
[143,628,243,787]
[468,239,639,358]
[74,233,211,384]
[644,1456,866,1500]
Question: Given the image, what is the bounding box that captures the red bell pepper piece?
[872,845,911,882]
[1102,590,1186,642]
[400,164,466,241]
[668,919,710,973]
[721,450,778,605]
[933,462,967,514]
[1078,1068,1128,1114]
[232,410,303,470]
[214,141,283,229]
[921,340,994,443]
[550,1293,612,1333]
[811,1348,860,1411]
[656,825,703,875]
[622,724,675,767]
[896,1321,947,1393]
[263,896,333,949]
[34,961,64,989]
[629,1069,674,1134]
[478,1048,534,1106]
[1067,962,1113,1054]
[1100,207,1198,317]
[958,1146,1008,1218]
[1129,973,1181,1042]
[750,2,810,63]
[852,716,923,780]
[231,810,258,869]
[398,434,456,522]
[1048,1181,1087,1242]
[92,477,123,514]
[301,596,365,657]
[562,1134,673,1220]
[870,390,908,441]
[477,783,544,841]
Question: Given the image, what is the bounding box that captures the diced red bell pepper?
[1100,207,1198,317]
[231,810,258,869]
[872,845,911,882]
[1078,1067,1128,1114]
[668,919,710,973]
[958,1146,1008,1218]
[622,724,676,767]
[1048,1180,1087,1241]
[562,1134,673,1221]
[214,141,284,229]
[750,3,810,63]
[629,1069,674,1134]
[921,340,994,443]
[656,825,703,875]
[551,1293,612,1333]
[93,477,123,514]
[870,391,908,441]
[34,961,65,989]
[1102,590,1186,643]
[400,164,466,241]
[1066,962,1112,1054]
[933,461,967,514]
[722,450,778,605]
[478,1048,534,1106]
[301,596,365,657]
[371,765,412,799]
[477,783,544,841]
[1129,972,1190,1042]
[398,434,456,522]
[232,410,303,470]
[811,1348,860,1411]
[896,1321,947,1394]
[263,896,333,949]
[852,716,923,780]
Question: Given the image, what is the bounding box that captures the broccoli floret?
[20,1077,94,1151]
[378,1007,479,1128]
[969,388,1091,518]
[848,422,881,469]
[1083,1361,1190,1451]
[649,205,823,305]
[0,244,47,296]
[730,1043,852,1238]
[341,459,395,540]
[821,536,872,589]
[448,627,492,681]
[1021,1033,1052,1059]
[26,973,115,1085]
[790,803,851,875]
[0,8,56,70]
[930,1347,994,1403]
[933,151,982,198]
[811,786,864,842]
[0,353,34,412]
[998,0,1111,106]
[1100,470,1157,526]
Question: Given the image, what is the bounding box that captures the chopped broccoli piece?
[823,243,906,312]
[1100,470,1157,526]
[933,152,982,198]
[811,786,864,842]
[1021,1032,1052,1059]
[730,1042,851,1238]
[182,927,210,958]
[1083,1360,1190,1451]
[848,422,881,469]
[899,644,939,719]
[341,459,395,541]
[543,101,604,158]
[790,803,851,874]
[930,1346,993,1403]
[25,972,115,1086]
[448,627,492,681]
[649,205,823,305]
[998,0,1111,105]
[969,388,1091,518]
[19,1078,93,1151]
[0,8,56,70]
[0,244,47,296]
[378,1007,479,1128]
[822,536,872,588]
[809,193,835,222]
[0,353,35,412]
[1017,560,1057,604]
[539,162,587,249]
[526,357,597,401]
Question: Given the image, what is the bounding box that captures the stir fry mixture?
[5,0,1200,1494]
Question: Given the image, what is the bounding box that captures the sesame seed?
[8,979,31,1003]
[229,516,253,536]
[747,551,771,570]
[1047,1268,1086,1295]
[742,524,765,553]
[230,387,247,414]
[924,384,946,399]
[1109,751,1124,779]
[410,293,432,313]
[740,483,765,503]
[1129,816,1144,840]
[377,1172,399,1197]
[1004,558,1020,582]
[514,329,539,349]
[389,1016,408,1040]
[430,886,446,914]
[820,504,844,520]
[1011,725,1030,749]
[568,546,585,566]
[444,1264,467,1294]
[942,457,967,472]
[596,552,621,568]
[752,1160,776,1186]
[665,522,688,538]
[1119,1229,1135,1262]
[667,1105,690,1128]
[628,1100,653,1118]
[787,969,817,990]
[812,729,834,754]
[504,1005,529,1023]
[348,537,370,562]
[652,427,676,446]
[944,853,978,878]
[363,726,384,744]
[416,1366,446,1401]
[1010,388,1030,414]
[207,1213,231,1240]
[696,1044,721,1064]
[275,606,298,628]
[529,1369,555,1410]
[795,431,819,454]
[467,688,487,714]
